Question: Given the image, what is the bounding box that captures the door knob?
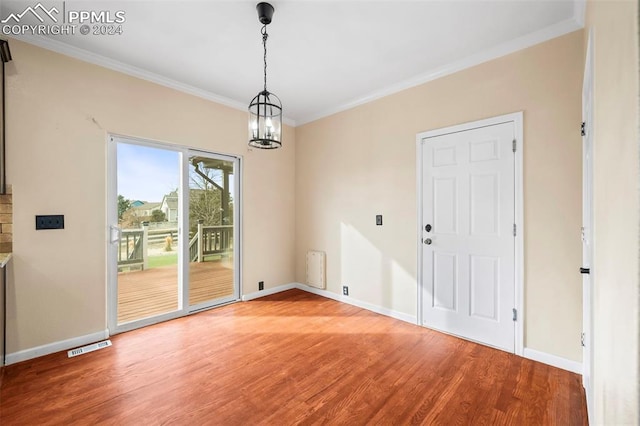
[424,238,432,245]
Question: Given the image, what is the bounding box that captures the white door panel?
[433,251,457,311]
[421,121,515,352]
[470,255,499,320]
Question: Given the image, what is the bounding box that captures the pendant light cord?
[262,24,268,92]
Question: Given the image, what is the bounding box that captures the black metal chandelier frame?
[248,2,282,150]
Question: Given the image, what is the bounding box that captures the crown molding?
[296,16,584,126]
[9,9,585,129]
[8,33,297,127]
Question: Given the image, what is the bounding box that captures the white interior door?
[420,120,516,352]
[581,29,594,419]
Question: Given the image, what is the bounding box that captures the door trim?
[106,133,243,335]
[581,28,595,423]
[415,112,524,356]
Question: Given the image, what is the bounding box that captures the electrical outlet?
[342,286,349,296]
[376,215,383,226]
[259,281,264,291]
[35,215,64,230]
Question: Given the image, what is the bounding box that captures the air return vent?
[306,251,326,289]
[67,340,112,358]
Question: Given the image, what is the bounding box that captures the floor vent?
[67,340,112,358]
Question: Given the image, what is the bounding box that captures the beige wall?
[2,26,598,369]
[585,1,639,423]
[5,40,296,353]
[296,31,584,361]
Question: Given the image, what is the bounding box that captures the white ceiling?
[2,1,583,125]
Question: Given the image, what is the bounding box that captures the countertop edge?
[0,252,12,268]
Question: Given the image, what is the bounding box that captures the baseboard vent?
[67,340,112,358]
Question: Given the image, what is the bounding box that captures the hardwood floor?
[0,289,587,425]
[117,259,234,323]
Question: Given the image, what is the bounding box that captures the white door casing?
[417,113,523,354]
[581,29,594,422]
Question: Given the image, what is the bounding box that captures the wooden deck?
[117,260,234,324]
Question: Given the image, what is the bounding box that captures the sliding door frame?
[186,149,242,313]
[107,134,242,335]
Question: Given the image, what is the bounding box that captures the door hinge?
[581,332,585,347]
[512,308,517,321]
[581,122,586,136]
[512,139,517,152]
[513,224,516,237]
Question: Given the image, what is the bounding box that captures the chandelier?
[248,2,282,149]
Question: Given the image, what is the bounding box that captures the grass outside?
[147,253,225,269]
[148,253,178,269]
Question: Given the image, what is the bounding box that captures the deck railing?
[118,229,145,270]
[118,222,233,271]
[189,223,233,262]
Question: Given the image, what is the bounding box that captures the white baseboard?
[241,281,417,325]
[293,283,417,325]
[5,330,110,365]
[523,347,582,374]
[241,283,297,301]
[243,284,582,376]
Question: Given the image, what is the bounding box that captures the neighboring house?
[128,202,162,218]
[161,190,178,222]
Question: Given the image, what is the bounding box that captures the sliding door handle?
[580,267,590,274]
[109,225,122,244]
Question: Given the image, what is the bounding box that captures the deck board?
[117,260,234,324]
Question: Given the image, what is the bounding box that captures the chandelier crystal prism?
[248,2,282,149]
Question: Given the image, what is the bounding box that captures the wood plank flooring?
[0,289,587,425]
[117,260,234,323]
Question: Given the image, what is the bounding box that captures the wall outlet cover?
[35,215,64,230]
[342,286,349,296]
[376,215,383,226]
[259,281,264,291]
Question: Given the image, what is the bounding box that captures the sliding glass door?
[108,136,240,333]
[188,154,238,310]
